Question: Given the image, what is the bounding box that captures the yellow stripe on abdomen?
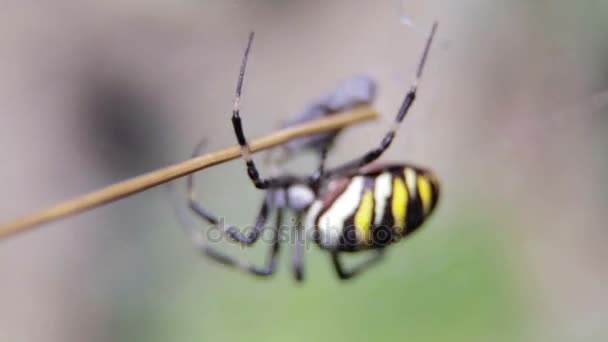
[391,177,408,233]
[354,190,374,244]
[417,175,433,214]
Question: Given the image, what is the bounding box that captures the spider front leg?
[197,208,284,277]
[321,22,438,180]
[187,140,269,245]
[331,249,385,280]
[184,140,283,276]
[230,31,278,189]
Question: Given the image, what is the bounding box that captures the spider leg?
[293,214,306,282]
[321,22,438,180]
[330,249,385,280]
[187,139,270,245]
[196,207,284,277]
[309,145,329,195]
[230,32,277,189]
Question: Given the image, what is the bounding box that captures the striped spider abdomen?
[307,164,440,252]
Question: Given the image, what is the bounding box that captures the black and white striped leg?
[187,139,270,245]
[331,249,385,280]
[199,207,283,277]
[321,22,438,180]
[230,31,274,189]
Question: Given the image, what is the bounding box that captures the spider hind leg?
[331,249,385,280]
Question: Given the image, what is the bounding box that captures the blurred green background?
[1,1,607,342]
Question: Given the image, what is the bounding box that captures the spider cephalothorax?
[183,23,440,281]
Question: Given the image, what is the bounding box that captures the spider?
[184,22,440,281]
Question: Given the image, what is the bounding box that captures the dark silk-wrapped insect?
[268,75,376,164]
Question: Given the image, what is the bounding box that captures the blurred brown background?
[0,1,607,342]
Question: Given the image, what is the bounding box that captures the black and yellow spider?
[184,23,440,281]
